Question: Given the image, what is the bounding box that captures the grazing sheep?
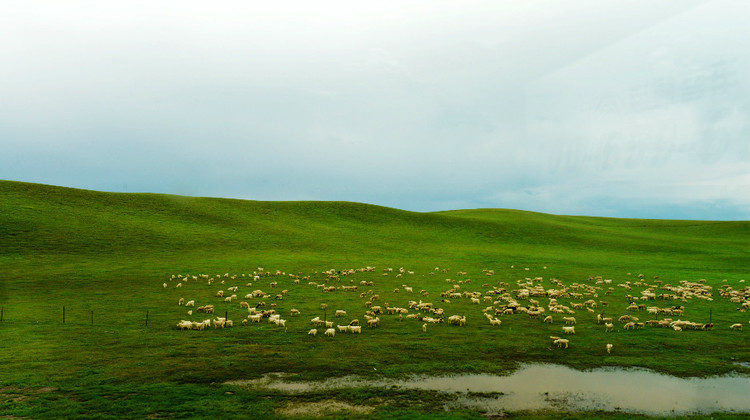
[242,319,248,326]
[335,310,347,317]
[240,301,250,309]
[606,343,613,354]
[422,323,427,332]
[324,328,336,337]
[350,325,362,334]
[730,323,743,331]
[290,309,300,316]
[543,315,553,324]
[185,300,195,307]
[308,328,318,337]
[178,298,184,306]
[562,326,576,334]
[554,338,570,349]
[562,316,576,325]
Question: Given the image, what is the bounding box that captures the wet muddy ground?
[226,363,750,416]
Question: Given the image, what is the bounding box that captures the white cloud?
[1,0,747,219]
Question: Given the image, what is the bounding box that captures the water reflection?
[226,364,750,415]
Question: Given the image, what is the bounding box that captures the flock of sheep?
[164,266,748,354]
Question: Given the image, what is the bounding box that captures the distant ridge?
[1,180,747,274]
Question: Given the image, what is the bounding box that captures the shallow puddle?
[226,364,750,416]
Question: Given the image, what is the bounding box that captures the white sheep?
[308,328,317,336]
[605,322,614,332]
[350,325,362,334]
[554,338,569,349]
[178,298,184,306]
[562,326,575,334]
[325,328,336,337]
[335,310,347,317]
[185,300,195,307]
[606,343,613,354]
[562,316,576,325]
[730,323,743,331]
[422,323,427,332]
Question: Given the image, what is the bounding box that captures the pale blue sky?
[2,0,748,219]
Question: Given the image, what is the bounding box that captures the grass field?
[1,180,749,419]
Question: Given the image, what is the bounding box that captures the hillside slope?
[2,180,748,275]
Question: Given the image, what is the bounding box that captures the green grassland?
[1,180,749,419]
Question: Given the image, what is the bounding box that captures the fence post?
[146,310,149,327]
[63,306,65,324]
[1,307,3,322]
[91,310,94,325]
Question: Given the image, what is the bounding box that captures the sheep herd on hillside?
[164,266,748,354]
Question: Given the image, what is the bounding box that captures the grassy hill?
[1,180,749,419]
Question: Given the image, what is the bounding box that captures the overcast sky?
[2,0,748,220]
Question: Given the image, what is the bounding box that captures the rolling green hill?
[1,180,749,419]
